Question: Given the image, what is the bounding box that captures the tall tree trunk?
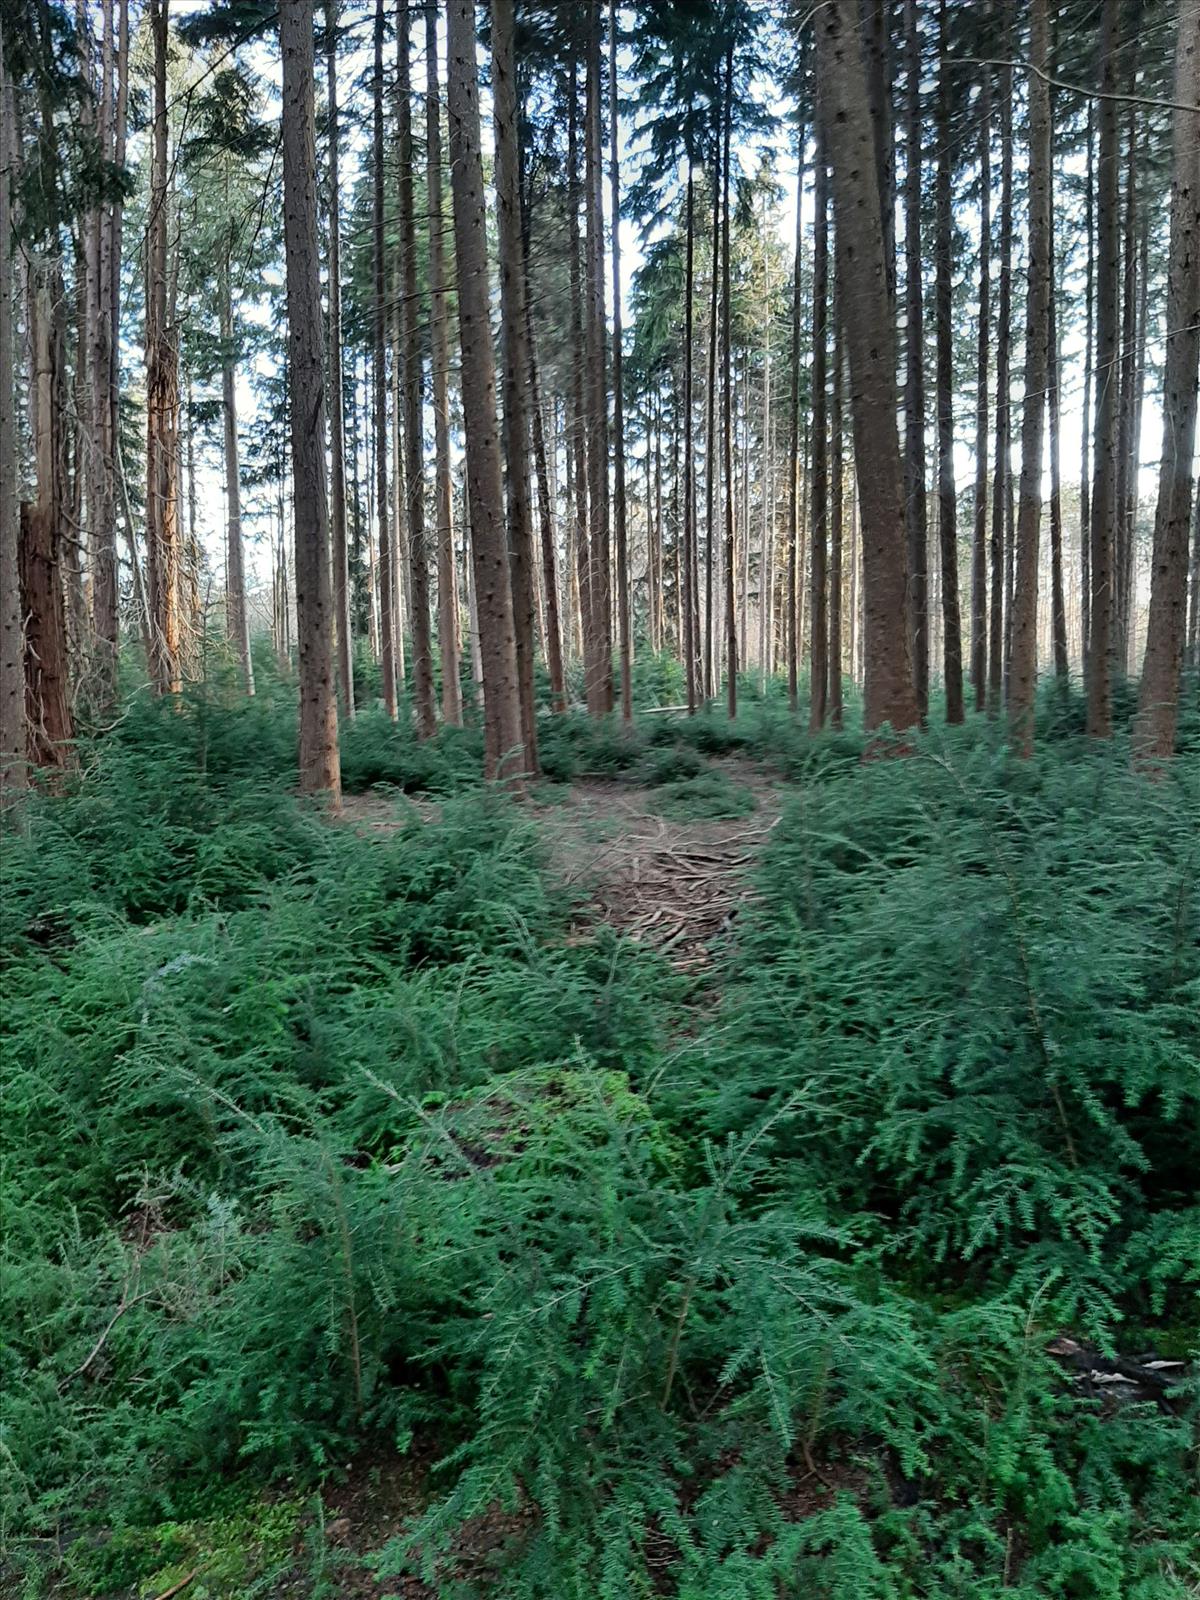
[281,0,341,800]
[584,1,613,715]
[704,144,720,700]
[325,0,354,720]
[608,0,631,721]
[809,137,829,732]
[1047,204,1068,683]
[89,0,119,706]
[970,59,991,711]
[988,23,1013,716]
[683,159,698,711]
[1087,0,1123,738]
[567,61,593,692]
[220,249,254,694]
[1186,486,1200,669]
[829,275,844,729]
[1135,0,1200,758]
[1113,100,1139,673]
[491,0,539,764]
[721,45,737,719]
[786,107,805,714]
[372,0,397,719]
[1008,0,1051,754]
[145,0,180,696]
[426,1,462,725]
[816,0,918,733]
[396,0,436,736]
[0,20,24,789]
[447,0,525,782]
[903,0,928,717]
[1080,99,1094,679]
[935,0,962,723]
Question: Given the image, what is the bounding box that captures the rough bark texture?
[1135,0,1200,758]
[1048,217,1069,683]
[426,0,462,727]
[583,1,613,716]
[0,21,25,790]
[787,108,804,714]
[609,0,632,722]
[1008,0,1051,754]
[325,0,355,721]
[988,24,1012,716]
[1087,0,1123,738]
[903,0,928,717]
[372,0,397,720]
[683,162,698,711]
[829,279,844,730]
[490,0,539,767]
[1080,101,1094,678]
[281,0,341,800]
[398,0,437,738]
[220,252,254,695]
[935,0,963,724]
[721,46,737,720]
[446,0,525,783]
[809,140,829,733]
[145,0,180,696]
[970,60,991,712]
[816,0,919,733]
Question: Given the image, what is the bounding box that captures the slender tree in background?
[325,0,354,720]
[1048,218,1068,684]
[219,246,253,695]
[610,0,632,723]
[1136,0,1200,759]
[815,0,918,732]
[1008,0,1051,754]
[145,0,181,696]
[903,0,928,717]
[491,0,538,766]
[809,137,829,733]
[446,0,524,781]
[934,0,962,723]
[426,0,462,727]
[1087,0,1123,738]
[721,43,737,719]
[988,23,1013,717]
[829,276,844,729]
[0,19,23,790]
[584,1,613,716]
[280,0,341,800]
[786,108,804,714]
[1080,101,1095,677]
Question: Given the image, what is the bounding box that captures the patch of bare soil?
[540,759,784,972]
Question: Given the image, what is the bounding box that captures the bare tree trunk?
[1008,0,1051,754]
[145,0,180,696]
[88,0,119,707]
[567,63,592,687]
[1087,0,1123,738]
[816,0,918,733]
[584,1,613,715]
[490,0,539,763]
[1113,100,1139,673]
[1080,99,1094,680]
[704,147,720,700]
[281,0,341,800]
[608,0,631,721]
[787,107,805,714]
[1048,208,1068,683]
[988,25,1013,717]
[325,0,354,720]
[220,250,254,694]
[829,275,844,729]
[372,0,397,719]
[1186,487,1200,669]
[1136,0,1200,758]
[0,21,24,789]
[970,58,991,711]
[809,137,829,732]
[903,0,928,717]
[721,45,737,719]
[447,0,525,782]
[683,160,698,712]
[935,0,963,723]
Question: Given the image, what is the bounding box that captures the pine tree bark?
[325,0,355,720]
[682,159,698,711]
[1135,0,1200,759]
[809,138,829,733]
[1087,0,1123,738]
[704,144,720,700]
[1008,0,1051,754]
[567,61,593,692]
[446,0,525,782]
[0,20,24,789]
[829,278,844,729]
[970,60,991,711]
[398,0,436,737]
[491,0,539,763]
[372,0,396,719]
[721,44,737,720]
[787,109,805,714]
[988,25,1013,716]
[281,0,341,800]
[903,0,928,717]
[145,0,180,696]
[89,0,118,706]
[815,0,919,733]
[583,1,613,715]
[1080,101,1095,679]
[1113,100,1140,673]
[608,0,632,721]
[1048,208,1068,683]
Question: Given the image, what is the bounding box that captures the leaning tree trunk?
[1008,0,1051,755]
[325,0,354,720]
[491,0,539,765]
[815,0,919,733]
[281,0,341,800]
[1135,0,1200,759]
[809,135,829,733]
[1087,0,1123,738]
[903,0,928,717]
[220,247,254,695]
[398,0,437,737]
[446,0,525,782]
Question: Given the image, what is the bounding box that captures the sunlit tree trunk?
[281,0,341,800]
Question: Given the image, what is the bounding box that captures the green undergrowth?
[2,685,1197,1598]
